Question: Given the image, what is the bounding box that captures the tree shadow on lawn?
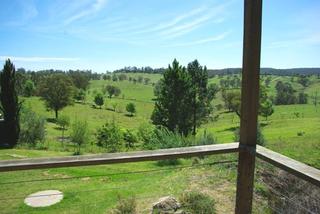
[46,118,57,123]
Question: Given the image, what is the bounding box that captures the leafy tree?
[126,102,136,116]
[74,88,86,103]
[23,80,35,97]
[259,99,274,120]
[56,115,70,140]
[221,89,241,116]
[275,81,297,105]
[0,59,22,147]
[118,74,127,81]
[70,120,89,155]
[151,59,193,135]
[104,85,121,98]
[96,121,123,152]
[39,74,74,119]
[265,76,272,87]
[297,92,308,104]
[297,75,310,87]
[68,71,90,90]
[144,77,150,85]
[94,93,104,108]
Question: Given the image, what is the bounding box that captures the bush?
[70,120,89,154]
[197,130,217,145]
[138,122,155,149]
[113,196,137,214]
[56,115,70,139]
[96,121,122,152]
[234,124,266,146]
[126,102,136,116]
[123,129,137,149]
[179,191,216,214]
[19,108,46,146]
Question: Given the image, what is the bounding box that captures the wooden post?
[235,0,263,213]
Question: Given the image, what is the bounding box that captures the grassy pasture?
[0,73,319,213]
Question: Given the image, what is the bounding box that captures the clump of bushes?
[19,107,46,147]
[112,196,137,214]
[123,129,138,150]
[96,121,122,152]
[179,191,216,214]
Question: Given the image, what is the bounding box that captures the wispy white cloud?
[267,33,320,49]
[163,31,231,47]
[64,0,108,25]
[5,0,38,27]
[0,56,80,62]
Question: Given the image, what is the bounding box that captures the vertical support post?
[235,0,263,213]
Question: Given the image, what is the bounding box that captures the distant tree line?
[114,66,165,74]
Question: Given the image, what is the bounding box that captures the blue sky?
[0,0,319,72]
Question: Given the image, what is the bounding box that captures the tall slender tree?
[151,59,193,135]
[187,60,212,135]
[0,59,21,147]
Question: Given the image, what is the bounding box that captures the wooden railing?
[1,143,319,188]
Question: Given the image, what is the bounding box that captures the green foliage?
[68,71,90,90]
[113,196,137,214]
[187,60,215,135]
[297,75,310,87]
[0,59,21,148]
[126,102,136,116]
[197,130,217,145]
[151,59,193,135]
[19,108,45,146]
[39,74,74,119]
[123,129,137,149]
[74,89,86,102]
[96,121,123,152]
[104,85,121,98]
[137,122,154,148]
[23,80,35,97]
[298,92,308,104]
[221,89,241,116]
[94,93,104,108]
[179,191,216,214]
[234,124,266,146]
[275,81,297,105]
[56,115,70,139]
[259,99,274,120]
[70,120,89,154]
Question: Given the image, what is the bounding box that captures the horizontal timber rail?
[0,143,239,172]
[257,145,320,187]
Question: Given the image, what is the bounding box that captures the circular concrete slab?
[24,190,63,207]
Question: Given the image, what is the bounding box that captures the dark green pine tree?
[0,59,22,148]
[151,59,193,135]
[187,60,212,135]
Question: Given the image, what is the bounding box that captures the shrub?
[138,122,155,149]
[19,108,46,146]
[123,129,137,150]
[112,196,137,214]
[96,121,122,152]
[56,115,70,140]
[126,102,136,116]
[234,124,265,146]
[94,93,104,108]
[179,191,216,214]
[197,130,217,145]
[70,120,89,155]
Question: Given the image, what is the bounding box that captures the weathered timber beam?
[0,143,239,172]
[256,145,320,187]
